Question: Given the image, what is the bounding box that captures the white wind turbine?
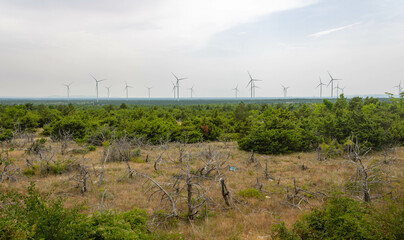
[327,71,341,98]
[246,71,262,99]
[394,81,403,96]
[90,74,106,103]
[335,83,343,97]
[188,85,195,98]
[105,86,111,99]
[316,77,326,98]
[171,72,187,101]
[63,82,73,101]
[124,82,133,101]
[146,86,152,101]
[233,85,240,98]
[281,84,290,98]
[340,86,346,95]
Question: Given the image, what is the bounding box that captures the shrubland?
[0,95,403,239]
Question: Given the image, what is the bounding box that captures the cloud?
[309,22,361,38]
[0,0,317,51]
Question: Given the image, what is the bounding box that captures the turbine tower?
[171,72,187,101]
[281,84,290,98]
[233,85,240,98]
[188,85,195,98]
[335,83,343,97]
[394,81,403,96]
[146,86,152,101]
[316,77,326,98]
[252,82,259,98]
[171,81,176,99]
[327,71,341,98]
[246,71,262,99]
[124,82,133,101]
[90,74,106,103]
[105,86,111,99]
[63,82,73,101]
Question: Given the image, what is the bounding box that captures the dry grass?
[1,138,403,239]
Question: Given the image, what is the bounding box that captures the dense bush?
[0,183,183,240]
[238,108,317,154]
[271,195,404,240]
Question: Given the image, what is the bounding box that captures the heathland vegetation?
[0,94,403,239]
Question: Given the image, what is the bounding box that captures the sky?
[0,0,403,98]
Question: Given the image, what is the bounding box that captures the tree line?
[0,94,403,154]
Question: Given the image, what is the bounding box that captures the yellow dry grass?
[1,139,403,240]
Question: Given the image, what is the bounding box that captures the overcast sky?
[0,0,403,98]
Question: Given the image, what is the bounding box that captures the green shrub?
[87,145,96,151]
[271,195,404,240]
[0,128,13,141]
[238,188,263,199]
[0,183,183,240]
[22,167,36,176]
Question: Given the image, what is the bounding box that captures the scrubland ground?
[1,137,403,240]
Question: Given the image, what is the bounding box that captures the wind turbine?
[171,72,187,101]
[124,82,133,101]
[394,81,403,96]
[188,85,195,98]
[233,85,240,98]
[335,83,344,97]
[327,71,341,98]
[90,74,106,103]
[281,84,290,98]
[246,71,262,99]
[316,77,326,98]
[146,86,152,101]
[105,86,111,99]
[63,82,73,101]
[171,81,176,99]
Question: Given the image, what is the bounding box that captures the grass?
[1,137,403,239]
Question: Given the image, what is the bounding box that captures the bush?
[0,128,13,142]
[271,195,404,240]
[238,188,263,199]
[0,183,183,240]
[87,145,96,151]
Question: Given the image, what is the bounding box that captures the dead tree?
[71,154,90,194]
[52,129,74,155]
[346,135,381,203]
[248,150,256,164]
[219,178,232,207]
[0,149,21,182]
[133,170,178,218]
[197,146,229,177]
[98,146,110,187]
[286,178,308,210]
[153,149,166,172]
[264,158,274,180]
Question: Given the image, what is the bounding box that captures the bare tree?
[285,178,308,210]
[71,153,90,194]
[0,149,21,182]
[346,135,383,203]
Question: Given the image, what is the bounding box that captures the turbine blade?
[90,74,97,81]
[171,72,179,80]
[328,71,333,79]
[247,71,253,80]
